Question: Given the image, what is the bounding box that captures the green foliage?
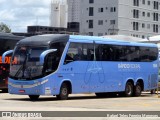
[0,22,11,33]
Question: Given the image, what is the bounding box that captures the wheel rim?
[136,85,141,94]
[126,84,132,95]
[62,87,68,96]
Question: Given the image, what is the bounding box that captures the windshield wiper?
[14,54,28,79]
[14,65,23,78]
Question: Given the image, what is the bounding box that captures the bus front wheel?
[56,83,69,100]
[29,95,39,101]
[124,82,133,97]
[151,89,156,94]
[2,89,8,93]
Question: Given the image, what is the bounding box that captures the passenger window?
[64,42,94,64]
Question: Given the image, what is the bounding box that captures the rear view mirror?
[39,49,57,65]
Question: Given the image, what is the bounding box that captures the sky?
[0,0,51,32]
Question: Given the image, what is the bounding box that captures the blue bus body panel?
[8,61,158,95]
[8,35,159,95]
[9,73,62,95]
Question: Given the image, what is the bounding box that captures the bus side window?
[87,49,94,60]
[64,53,74,64]
[74,47,83,60]
[45,53,58,73]
[64,43,94,64]
[64,43,77,64]
[101,45,113,61]
[87,44,94,61]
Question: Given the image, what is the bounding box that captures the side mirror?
[39,49,57,65]
[2,50,13,63]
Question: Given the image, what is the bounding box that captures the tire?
[124,82,133,97]
[29,95,40,101]
[56,83,69,100]
[151,89,156,94]
[134,83,142,97]
[2,89,8,93]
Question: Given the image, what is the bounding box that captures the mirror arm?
[39,49,57,65]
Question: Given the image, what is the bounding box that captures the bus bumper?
[8,78,50,95]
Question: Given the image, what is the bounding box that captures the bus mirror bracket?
[39,49,57,65]
[2,50,13,63]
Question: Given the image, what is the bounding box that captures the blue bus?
[2,34,159,100]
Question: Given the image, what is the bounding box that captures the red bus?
[0,32,24,92]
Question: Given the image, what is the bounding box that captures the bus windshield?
[10,46,47,80]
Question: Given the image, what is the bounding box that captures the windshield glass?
[10,41,66,80]
[10,46,47,80]
[10,42,66,80]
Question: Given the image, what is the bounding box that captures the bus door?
[63,42,89,93]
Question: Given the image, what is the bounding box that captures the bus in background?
[0,32,24,92]
[3,34,159,100]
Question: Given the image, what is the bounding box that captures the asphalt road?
[0,91,160,120]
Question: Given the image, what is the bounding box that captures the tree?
[0,22,11,33]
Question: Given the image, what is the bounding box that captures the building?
[67,0,160,38]
[27,26,67,34]
[13,25,79,37]
[50,0,68,28]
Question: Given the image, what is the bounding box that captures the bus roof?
[70,35,157,47]
[0,32,24,40]
[17,34,69,46]
[17,34,157,48]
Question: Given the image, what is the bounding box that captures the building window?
[142,12,145,17]
[89,7,94,16]
[110,7,116,12]
[89,0,94,3]
[133,0,139,6]
[147,12,150,17]
[133,9,139,18]
[110,7,113,12]
[148,1,150,5]
[142,23,145,28]
[88,32,93,36]
[110,20,115,25]
[98,20,103,25]
[153,13,158,21]
[98,33,103,36]
[98,8,103,13]
[153,1,159,10]
[153,24,158,33]
[142,0,145,4]
[114,7,116,12]
[133,22,139,31]
[147,24,150,29]
[89,20,93,28]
